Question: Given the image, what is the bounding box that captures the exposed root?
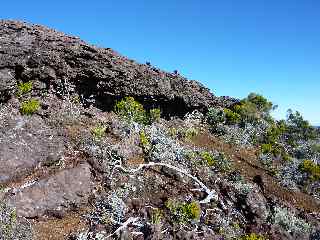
[106,217,140,239]
[114,162,218,204]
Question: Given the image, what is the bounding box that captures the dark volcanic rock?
[11,163,92,218]
[0,112,65,184]
[0,20,225,116]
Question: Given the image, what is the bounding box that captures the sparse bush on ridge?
[91,124,107,140]
[149,108,161,123]
[114,96,148,124]
[20,99,40,115]
[139,129,151,153]
[285,109,317,144]
[224,108,241,125]
[200,151,215,166]
[114,96,162,124]
[299,159,320,181]
[231,93,275,123]
[165,200,201,223]
[17,81,33,96]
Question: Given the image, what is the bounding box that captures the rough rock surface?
[0,20,319,240]
[0,112,65,184]
[10,164,92,218]
[0,20,228,116]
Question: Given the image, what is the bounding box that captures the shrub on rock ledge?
[17,81,33,96]
[115,96,148,124]
[20,99,40,115]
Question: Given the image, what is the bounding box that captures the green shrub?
[299,160,320,181]
[311,144,320,154]
[200,151,215,166]
[139,130,151,153]
[114,97,148,124]
[20,99,40,115]
[151,208,163,225]
[233,101,259,123]
[247,93,274,113]
[214,153,233,172]
[285,109,317,143]
[184,127,199,141]
[265,122,286,144]
[149,108,161,123]
[261,143,290,162]
[17,81,32,96]
[168,127,177,137]
[165,200,201,223]
[224,108,241,125]
[240,233,266,240]
[261,143,273,154]
[91,124,107,140]
[232,93,275,123]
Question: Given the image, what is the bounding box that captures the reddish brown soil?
[33,212,88,240]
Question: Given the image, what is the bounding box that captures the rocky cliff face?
[0,20,237,117]
[0,20,319,240]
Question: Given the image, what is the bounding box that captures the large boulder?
[0,20,223,117]
[10,163,93,218]
[0,112,65,184]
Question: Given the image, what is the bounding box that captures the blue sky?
[1,1,319,125]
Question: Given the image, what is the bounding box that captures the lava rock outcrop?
[0,20,230,117]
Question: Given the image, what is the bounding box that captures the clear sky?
[1,1,319,125]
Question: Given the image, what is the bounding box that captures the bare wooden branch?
[114,162,218,204]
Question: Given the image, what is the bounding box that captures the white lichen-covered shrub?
[145,125,186,164]
[220,119,270,148]
[184,110,204,127]
[88,193,127,225]
[277,158,304,190]
[272,206,311,234]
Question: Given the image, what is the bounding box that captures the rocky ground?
[0,20,319,240]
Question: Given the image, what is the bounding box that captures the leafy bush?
[240,233,266,240]
[261,143,273,154]
[151,208,163,225]
[149,108,161,123]
[114,97,148,124]
[17,81,32,96]
[139,129,151,153]
[91,124,107,140]
[265,121,286,144]
[184,127,199,141]
[214,153,233,172]
[200,151,215,166]
[232,93,275,123]
[233,101,260,123]
[224,109,241,125]
[20,99,40,115]
[261,143,290,162]
[246,93,274,113]
[299,159,320,181]
[165,200,201,223]
[285,109,317,143]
